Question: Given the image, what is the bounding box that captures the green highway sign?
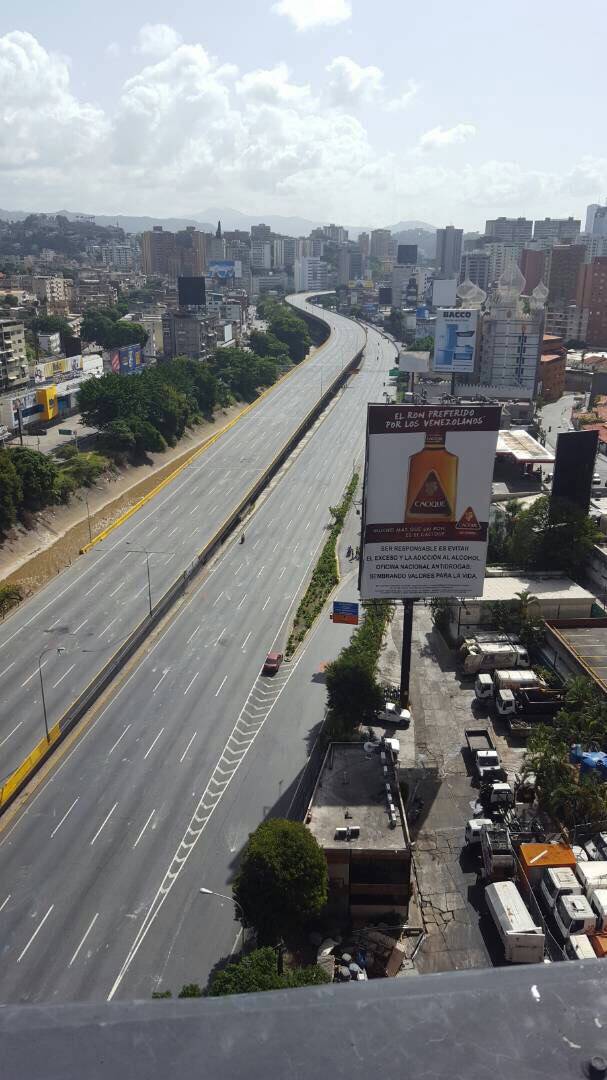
[389,368,401,377]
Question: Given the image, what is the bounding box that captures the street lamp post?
[199,887,245,956]
[38,645,66,742]
[84,493,92,543]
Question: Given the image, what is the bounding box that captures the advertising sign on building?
[360,404,500,599]
[111,344,142,375]
[208,260,242,285]
[433,309,478,374]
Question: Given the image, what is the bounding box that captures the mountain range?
[0,206,437,238]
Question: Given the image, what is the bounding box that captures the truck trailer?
[485,880,545,964]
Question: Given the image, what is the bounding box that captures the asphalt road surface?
[0,322,395,1003]
[0,296,365,781]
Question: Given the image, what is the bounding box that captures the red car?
[262,651,283,675]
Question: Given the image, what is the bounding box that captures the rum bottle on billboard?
[405,431,458,523]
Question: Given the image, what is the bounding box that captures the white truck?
[576,860,607,896]
[539,867,582,912]
[459,638,529,676]
[588,888,607,931]
[485,880,545,964]
[554,893,597,941]
[465,728,506,783]
[474,669,543,702]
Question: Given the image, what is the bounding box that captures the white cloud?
[326,56,383,107]
[0,29,603,229]
[272,0,352,32]
[135,23,182,58]
[419,122,476,151]
[386,79,420,112]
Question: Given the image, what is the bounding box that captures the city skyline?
[1,0,606,229]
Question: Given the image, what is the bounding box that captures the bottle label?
[456,506,481,532]
[409,470,452,516]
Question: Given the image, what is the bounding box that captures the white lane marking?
[0,721,23,748]
[143,728,165,760]
[262,596,271,611]
[106,611,316,1001]
[256,566,265,578]
[189,503,200,515]
[119,553,131,564]
[108,724,131,756]
[167,527,179,538]
[49,799,79,838]
[21,659,47,688]
[215,675,227,697]
[84,580,102,597]
[279,567,286,579]
[234,562,243,575]
[179,732,197,763]
[109,582,125,598]
[272,543,279,553]
[236,593,247,611]
[152,669,170,693]
[165,553,176,565]
[214,626,227,646]
[252,540,260,551]
[17,904,54,963]
[72,618,88,634]
[133,809,156,849]
[0,894,10,914]
[293,543,299,553]
[207,485,217,496]
[0,660,15,679]
[52,663,76,689]
[99,617,119,638]
[241,631,252,651]
[90,803,118,845]
[133,584,148,600]
[212,592,224,608]
[68,912,99,968]
[305,521,311,530]
[286,518,293,529]
[186,624,201,644]
[47,618,61,630]
[183,672,199,695]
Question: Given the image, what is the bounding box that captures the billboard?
[178,276,206,307]
[208,260,242,285]
[332,601,359,625]
[378,287,392,306]
[433,309,478,374]
[360,404,501,599]
[110,344,142,376]
[552,429,598,512]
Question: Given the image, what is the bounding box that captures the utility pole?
[400,599,415,707]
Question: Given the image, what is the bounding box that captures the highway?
[0,297,365,782]
[0,318,395,1003]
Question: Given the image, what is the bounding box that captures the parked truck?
[465,727,506,782]
[459,638,529,676]
[496,687,564,737]
[480,823,515,882]
[474,669,544,702]
[485,880,545,964]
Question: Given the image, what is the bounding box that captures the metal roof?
[547,620,607,694]
[496,428,555,464]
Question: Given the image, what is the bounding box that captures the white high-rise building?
[586,204,601,233]
[294,257,328,292]
[251,240,272,270]
[475,266,546,397]
[592,206,607,237]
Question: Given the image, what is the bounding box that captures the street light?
[124,544,173,617]
[38,645,66,742]
[199,887,245,956]
[84,493,92,544]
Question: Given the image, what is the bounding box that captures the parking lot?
[379,603,527,972]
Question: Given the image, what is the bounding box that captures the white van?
[539,867,581,912]
[554,893,597,941]
[589,888,607,931]
[565,934,597,960]
[464,818,493,846]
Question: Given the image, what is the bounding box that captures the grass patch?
[324,600,395,734]
[286,473,358,657]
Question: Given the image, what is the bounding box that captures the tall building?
[484,217,533,243]
[173,227,206,277]
[475,266,545,397]
[251,224,272,240]
[358,232,370,257]
[0,319,28,391]
[485,242,521,284]
[397,244,418,265]
[592,207,607,237]
[370,228,392,260]
[435,226,463,278]
[294,257,328,292]
[533,217,581,243]
[283,237,297,269]
[141,226,176,276]
[520,248,546,294]
[324,224,348,244]
[577,256,607,346]
[459,250,490,292]
[577,232,607,263]
[545,244,586,307]
[337,248,351,287]
[586,204,601,233]
[161,310,215,359]
[251,240,272,271]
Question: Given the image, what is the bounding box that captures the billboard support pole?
[400,599,415,707]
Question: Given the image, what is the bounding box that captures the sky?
[0,0,606,231]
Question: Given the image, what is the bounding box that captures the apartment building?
[0,319,28,391]
[294,257,328,292]
[484,217,533,243]
[435,226,463,278]
[533,217,581,243]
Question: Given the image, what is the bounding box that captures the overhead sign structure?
[433,308,478,374]
[360,404,501,599]
[332,601,359,625]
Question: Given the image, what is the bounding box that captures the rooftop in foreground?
[306,742,406,852]
[546,619,607,696]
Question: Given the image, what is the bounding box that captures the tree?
[31,314,72,336]
[509,495,601,577]
[3,293,18,307]
[98,419,136,455]
[207,947,330,997]
[0,452,22,532]
[81,307,148,348]
[325,654,383,726]
[234,819,328,943]
[9,448,59,510]
[266,307,311,364]
[0,584,22,619]
[249,329,290,364]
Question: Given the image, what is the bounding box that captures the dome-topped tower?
[457,278,486,308]
[530,280,549,309]
[497,261,525,302]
